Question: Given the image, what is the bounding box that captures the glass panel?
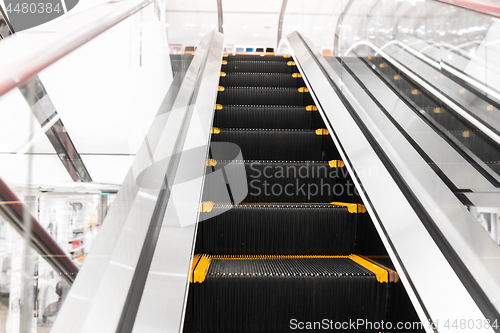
[0,0,218,329]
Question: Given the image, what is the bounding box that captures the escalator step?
[222,61,298,74]
[185,255,390,333]
[195,203,359,255]
[219,73,305,88]
[210,129,339,161]
[223,55,292,62]
[216,87,313,106]
[203,160,360,203]
[213,105,325,129]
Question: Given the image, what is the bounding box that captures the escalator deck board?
[196,203,359,255]
[216,87,313,106]
[185,256,389,333]
[213,105,325,129]
[203,160,360,203]
[211,129,339,161]
[219,73,305,88]
[224,55,292,62]
[222,61,298,74]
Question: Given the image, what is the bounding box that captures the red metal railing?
[0,178,79,284]
[433,0,500,18]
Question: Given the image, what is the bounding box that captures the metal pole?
[277,0,288,50]
[217,0,223,33]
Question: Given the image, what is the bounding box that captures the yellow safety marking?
[367,56,373,60]
[215,104,223,110]
[411,89,418,95]
[211,254,349,259]
[206,159,217,167]
[306,105,318,111]
[292,73,302,78]
[211,127,221,134]
[196,254,389,283]
[218,86,225,92]
[189,254,202,282]
[360,255,399,283]
[192,254,211,283]
[330,202,366,213]
[223,53,228,57]
[393,75,401,80]
[379,63,386,68]
[222,60,228,65]
[220,72,226,77]
[462,131,470,138]
[199,201,215,212]
[434,107,440,114]
[315,128,329,135]
[283,55,292,58]
[349,255,388,283]
[328,160,345,168]
[298,87,309,93]
[487,105,494,111]
[287,61,296,66]
[459,88,466,94]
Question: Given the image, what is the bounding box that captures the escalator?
[359,56,500,178]
[183,54,421,332]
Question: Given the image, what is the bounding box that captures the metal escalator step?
[184,255,390,333]
[223,55,292,62]
[195,203,359,255]
[222,60,297,74]
[210,129,339,161]
[202,160,360,203]
[213,105,325,129]
[219,73,305,88]
[216,87,313,106]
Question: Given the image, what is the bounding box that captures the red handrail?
[433,0,500,18]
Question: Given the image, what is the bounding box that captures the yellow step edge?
[215,104,223,110]
[189,254,202,283]
[306,105,318,111]
[283,55,291,58]
[211,127,221,134]
[192,254,390,283]
[222,60,228,65]
[206,159,217,167]
[287,61,296,66]
[193,254,211,283]
[223,53,228,57]
[462,131,470,138]
[218,86,225,92]
[292,73,302,78]
[220,72,226,77]
[349,255,388,283]
[360,256,399,283]
[198,202,364,207]
[330,202,366,213]
[298,87,309,93]
[433,107,440,114]
[211,255,349,259]
[328,160,345,168]
[199,201,215,212]
[315,128,329,135]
